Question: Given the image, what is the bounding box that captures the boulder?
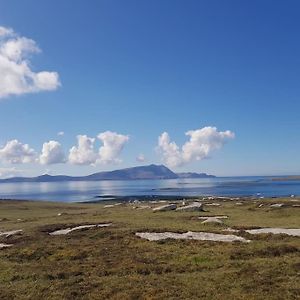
[176,202,203,212]
[201,217,223,224]
[153,204,177,212]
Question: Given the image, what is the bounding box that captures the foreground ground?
[0,197,299,299]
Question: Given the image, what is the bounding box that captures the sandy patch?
[136,231,250,243]
[49,223,112,236]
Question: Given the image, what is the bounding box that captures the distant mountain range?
[0,164,215,183]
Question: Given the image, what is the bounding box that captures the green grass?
[0,198,299,299]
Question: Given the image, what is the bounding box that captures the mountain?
[0,165,215,183]
[176,172,216,178]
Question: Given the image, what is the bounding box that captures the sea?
[0,176,300,202]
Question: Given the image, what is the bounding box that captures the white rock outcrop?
[136,231,250,243]
[153,204,177,212]
[176,202,203,212]
[49,223,112,236]
[245,228,300,237]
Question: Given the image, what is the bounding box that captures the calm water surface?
[0,177,300,202]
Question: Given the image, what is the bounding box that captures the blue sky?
[0,0,300,177]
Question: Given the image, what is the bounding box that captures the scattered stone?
[104,203,122,208]
[133,200,141,204]
[206,203,221,206]
[153,204,177,212]
[235,202,243,205]
[201,217,224,224]
[0,230,23,238]
[49,223,112,236]
[292,205,300,207]
[0,243,12,249]
[245,228,300,237]
[270,203,284,208]
[137,205,151,210]
[223,228,239,233]
[258,204,264,208]
[198,216,228,220]
[57,212,68,216]
[176,202,203,212]
[136,231,250,243]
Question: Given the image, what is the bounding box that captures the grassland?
[0,198,299,300]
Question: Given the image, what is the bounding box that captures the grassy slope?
[0,198,299,300]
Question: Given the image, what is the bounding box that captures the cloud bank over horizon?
[0,131,130,168]
[0,127,234,175]
[157,126,235,168]
[0,26,60,99]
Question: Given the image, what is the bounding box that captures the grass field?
[0,198,299,299]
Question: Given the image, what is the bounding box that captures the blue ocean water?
[0,176,299,202]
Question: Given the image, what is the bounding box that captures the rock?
[270,203,284,208]
[206,203,221,206]
[0,243,13,249]
[176,202,203,212]
[198,215,228,220]
[57,212,68,216]
[245,228,300,237]
[153,204,177,212]
[137,205,151,210]
[49,223,112,236]
[0,230,23,238]
[201,217,223,224]
[136,231,250,243]
[223,228,239,233]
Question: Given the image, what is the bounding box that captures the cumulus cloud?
[136,154,146,162]
[157,126,235,167]
[0,26,60,99]
[68,132,129,165]
[97,131,129,164]
[57,131,64,136]
[0,26,14,37]
[39,141,65,165]
[0,139,37,163]
[68,135,98,165]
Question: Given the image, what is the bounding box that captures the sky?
[0,0,300,177]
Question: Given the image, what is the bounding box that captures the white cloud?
[0,139,37,164]
[68,135,97,165]
[57,131,64,136]
[136,153,146,162]
[68,131,129,165]
[0,167,22,178]
[157,126,235,167]
[0,26,60,99]
[0,26,14,37]
[97,131,129,164]
[39,140,65,165]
